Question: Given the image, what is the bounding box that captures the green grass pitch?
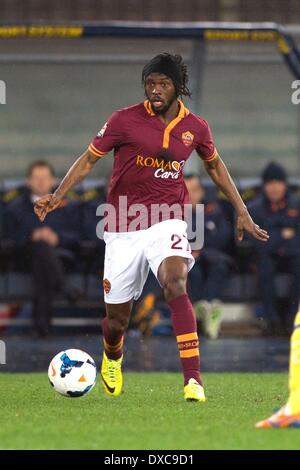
[0,372,299,450]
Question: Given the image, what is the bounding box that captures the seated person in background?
[4,161,81,337]
[247,162,300,334]
[81,182,107,274]
[184,174,232,339]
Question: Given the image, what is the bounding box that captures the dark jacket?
[3,191,81,249]
[202,200,232,252]
[247,191,300,256]
[190,198,232,255]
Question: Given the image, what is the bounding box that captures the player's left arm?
[204,155,269,242]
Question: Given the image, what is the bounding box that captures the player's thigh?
[103,231,148,303]
[146,219,194,283]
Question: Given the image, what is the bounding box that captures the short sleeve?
[88,111,123,158]
[196,119,218,162]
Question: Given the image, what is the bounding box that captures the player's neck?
[157,99,180,126]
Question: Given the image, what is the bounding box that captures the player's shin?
[168,293,202,386]
[287,310,300,414]
[102,317,124,360]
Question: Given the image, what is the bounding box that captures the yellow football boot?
[184,378,206,402]
[101,352,123,397]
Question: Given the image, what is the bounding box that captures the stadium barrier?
[0,21,299,177]
[0,21,299,109]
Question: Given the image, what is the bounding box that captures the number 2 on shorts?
[171,234,191,252]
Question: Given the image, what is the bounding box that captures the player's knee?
[163,276,187,302]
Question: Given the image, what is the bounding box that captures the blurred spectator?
[185,174,232,339]
[248,162,300,334]
[131,270,163,336]
[81,182,107,273]
[4,161,82,337]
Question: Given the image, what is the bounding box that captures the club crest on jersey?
[103,278,111,294]
[182,131,194,147]
[97,122,108,138]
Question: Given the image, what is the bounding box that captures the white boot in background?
[204,299,223,340]
[193,300,211,333]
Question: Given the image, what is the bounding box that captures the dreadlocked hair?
[172,54,192,98]
[142,52,192,98]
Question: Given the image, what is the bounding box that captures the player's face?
[263,180,287,203]
[145,73,177,114]
[27,166,56,197]
[184,177,205,207]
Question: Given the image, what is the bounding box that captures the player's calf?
[168,293,204,394]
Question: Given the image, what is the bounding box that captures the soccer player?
[34,53,268,401]
[256,306,300,428]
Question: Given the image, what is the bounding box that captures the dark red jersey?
[89,100,217,231]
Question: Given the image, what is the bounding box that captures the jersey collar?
[143,99,190,118]
[143,100,190,150]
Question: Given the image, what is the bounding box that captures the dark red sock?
[168,293,202,386]
[102,317,124,360]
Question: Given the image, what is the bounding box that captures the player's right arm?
[34,111,124,222]
[34,149,99,222]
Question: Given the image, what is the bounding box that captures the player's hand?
[34,193,63,222]
[236,211,269,242]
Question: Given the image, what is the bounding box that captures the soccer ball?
[48,349,97,397]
